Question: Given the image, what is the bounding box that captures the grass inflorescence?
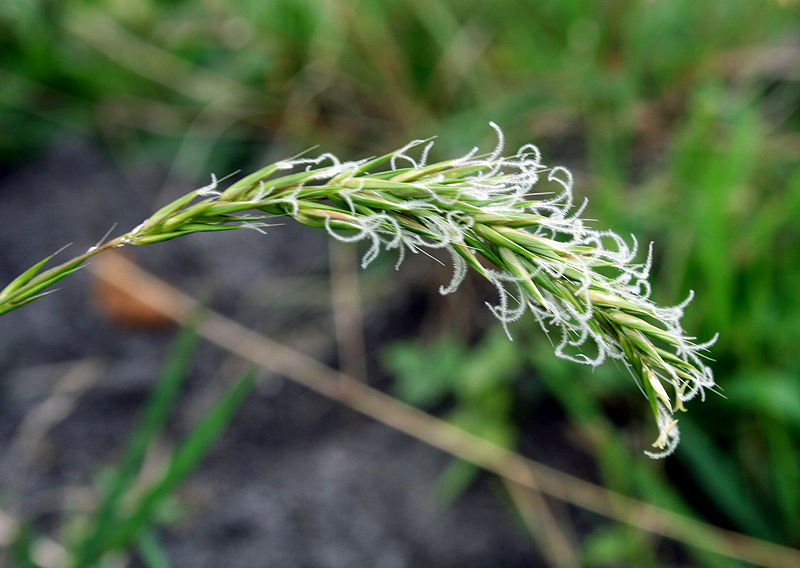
[0,124,715,457]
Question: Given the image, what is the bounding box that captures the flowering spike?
[1,124,716,457]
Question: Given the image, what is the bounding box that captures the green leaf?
[582,524,658,568]
[69,323,200,567]
[9,522,47,568]
[459,329,521,399]
[765,422,800,537]
[725,371,800,430]
[103,369,255,552]
[137,530,173,568]
[676,417,777,540]
[382,337,465,407]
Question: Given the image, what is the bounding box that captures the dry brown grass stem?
[86,252,800,568]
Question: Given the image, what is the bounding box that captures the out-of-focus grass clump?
[3,0,800,564]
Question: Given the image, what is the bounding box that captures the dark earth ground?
[0,140,597,568]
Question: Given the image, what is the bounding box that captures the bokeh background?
[2,1,800,567]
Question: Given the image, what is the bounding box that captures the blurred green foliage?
[9,325,254,568]
[4,0,800,564]
[382,329,520,504]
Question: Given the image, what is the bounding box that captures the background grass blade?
[69,323,200,567]
[100,368,255,555]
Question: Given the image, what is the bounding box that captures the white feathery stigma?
[208,123,717,457]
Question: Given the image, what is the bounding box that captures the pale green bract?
[0,124,716,457]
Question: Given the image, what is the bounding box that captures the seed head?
[1,124,716,457]
[190,124,715,458]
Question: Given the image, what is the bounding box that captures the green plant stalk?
[0,126,716,457]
